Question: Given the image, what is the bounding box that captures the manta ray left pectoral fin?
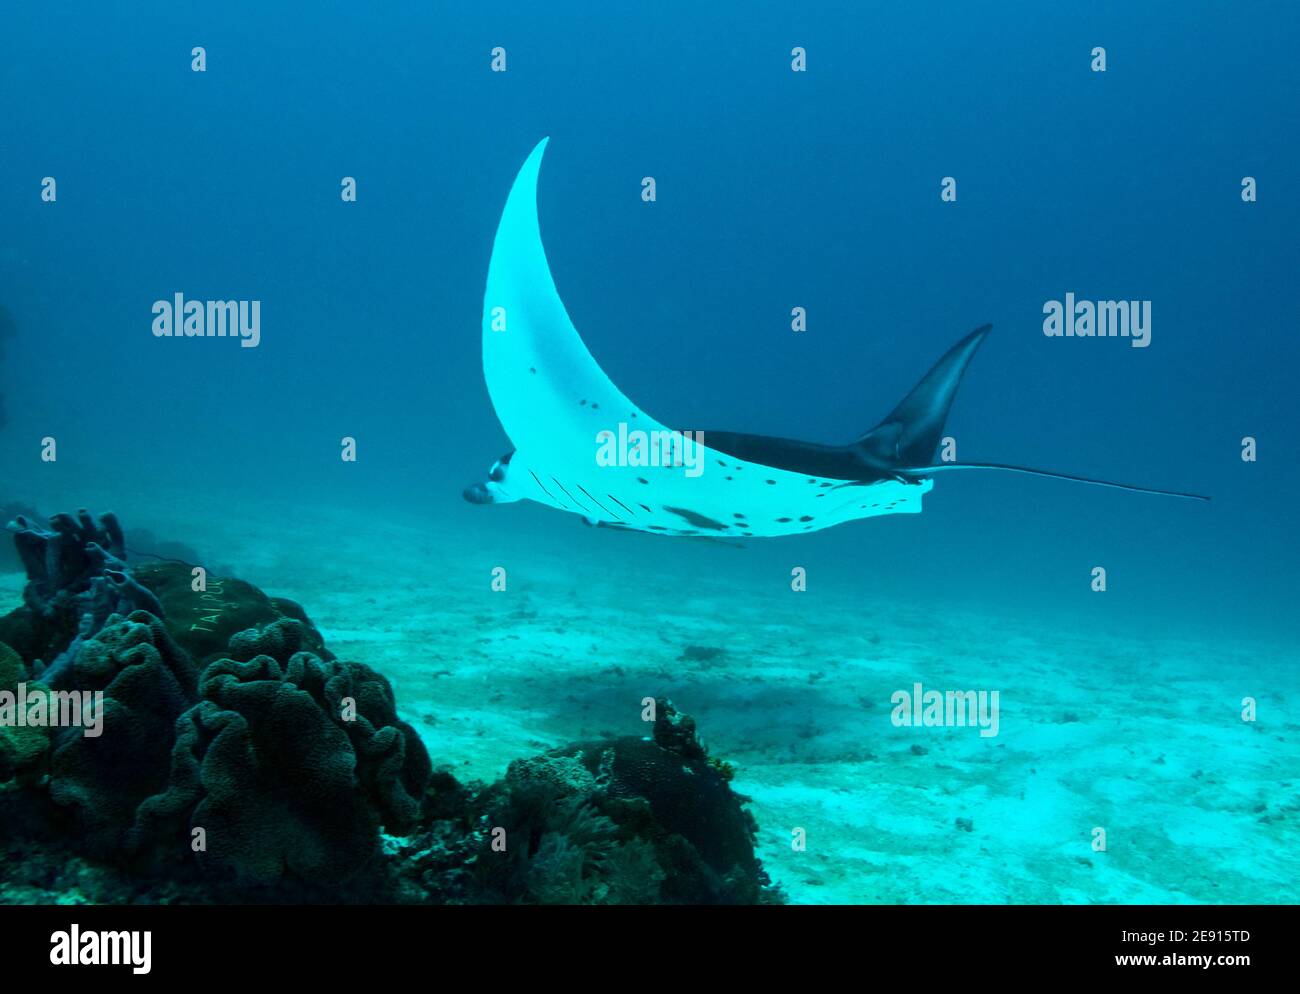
[480,138,656,465]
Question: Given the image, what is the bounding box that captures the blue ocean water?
[0,2,1296,904]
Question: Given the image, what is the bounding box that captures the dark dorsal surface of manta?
[464,139,1208,539]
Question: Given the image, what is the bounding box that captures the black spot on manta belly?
[637,478,649,485]
[663,506,729,531]
[776,517,792,523]
[799,515,814,522]
[765,480,776,485]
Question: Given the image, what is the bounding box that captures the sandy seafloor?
[2,488,1296,906]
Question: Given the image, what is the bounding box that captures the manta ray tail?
[900,462,1211,501]
[857,323,1209,501]
[857,323,992,469]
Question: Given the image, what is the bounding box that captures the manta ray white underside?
[469,138,928,539]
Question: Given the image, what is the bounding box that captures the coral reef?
[131,562,329,667]
[131,622,431,886]
[0,501,40,573]
[47,612,198,855]
[0,508,432,896]
[1,510,134,674]
[0,510,316,678]
[0,508,777,905]
[0,640,49,782]
[398,698,779,905]
[10,510,126,612]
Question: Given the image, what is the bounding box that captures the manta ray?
[464,139,1208,538]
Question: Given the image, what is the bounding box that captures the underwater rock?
[651,697,707,760]
[47,611,199,855]
[504,749,601,798]
[131,622,431,887]
[406,699,778,905]
[552,735,762,900]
